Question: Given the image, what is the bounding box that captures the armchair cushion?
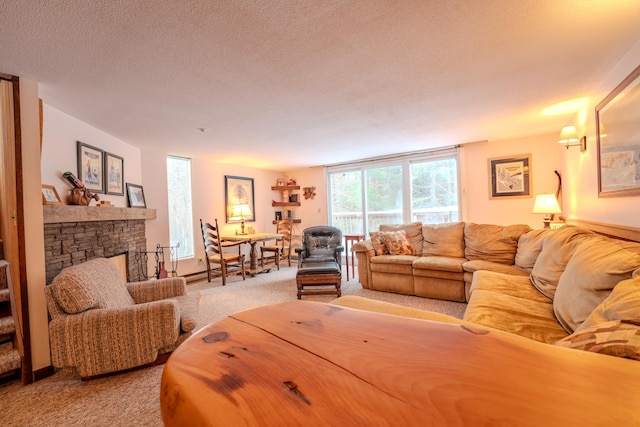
[52,274,99,314]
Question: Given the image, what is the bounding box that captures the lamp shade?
[532,194,561,214]
[231,203,252,219]
[559,126,579,145]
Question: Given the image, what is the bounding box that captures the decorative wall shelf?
[271,185,300,191]
[273,219,302,224]
[271,202,301,207]
[43,205,156,224]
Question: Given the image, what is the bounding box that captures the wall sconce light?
[532,194,562,228]
[558,126,587,152]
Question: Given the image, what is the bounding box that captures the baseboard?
[33,365,55,382]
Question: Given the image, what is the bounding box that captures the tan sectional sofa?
[345,224,640,359]
[353,221,532,302]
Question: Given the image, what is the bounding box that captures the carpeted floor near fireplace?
[1,266,466,427]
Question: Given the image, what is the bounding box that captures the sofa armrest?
[48,300,180,377]
[352,240,374,253]
[127,277,187,304]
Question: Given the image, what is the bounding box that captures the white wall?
[562,39,640,228]
[41,104,142,206]
[141,149,282,276]
[462,133,564,229]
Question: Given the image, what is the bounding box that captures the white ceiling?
[2,1,640,171]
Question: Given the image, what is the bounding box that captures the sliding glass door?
[328,148,460,236]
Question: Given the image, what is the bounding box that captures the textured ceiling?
[2,0,640,171]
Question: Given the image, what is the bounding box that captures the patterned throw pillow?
[555,319,640,360]
[369,231,389,256]
[380,230,415,255]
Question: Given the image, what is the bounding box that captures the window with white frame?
[327,148,460,237]
[166,155,194,259]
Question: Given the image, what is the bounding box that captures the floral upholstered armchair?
[44,258,199,379]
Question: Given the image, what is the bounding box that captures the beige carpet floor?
[1,266,466,427]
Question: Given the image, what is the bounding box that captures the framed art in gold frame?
[596,63,640,198]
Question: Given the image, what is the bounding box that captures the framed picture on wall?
[488,154,531,199]
[225,175,255,223]
[77,141,104,193]
[104,152,124,195]
[596,63,640,198]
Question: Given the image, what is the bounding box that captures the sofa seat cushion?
[380,222,424,255]
[464,289,569,344]
[464,223,531,265]
[553,237,640,333]
[462,260,529,277]
[468,270,550,303]
[370,255,417,275]
[413,256,466,273]
[530,226,595,299]
[422,222,465,258]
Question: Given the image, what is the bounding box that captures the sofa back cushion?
[422,222,465,258]
[464,223,531,265]
[574,271,640,333]
[515,229,551,272]
[380,222,423,255]
[553,237,640,333]
[51,258,134,314]
[530,226,595,300]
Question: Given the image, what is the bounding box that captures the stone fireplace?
[43,205,156,284]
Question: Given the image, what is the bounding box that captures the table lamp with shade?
[231,202,252,235]
[532,194,562,228]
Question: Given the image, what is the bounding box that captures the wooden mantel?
[43,205,156,224]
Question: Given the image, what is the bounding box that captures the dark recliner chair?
[295,226,344,299]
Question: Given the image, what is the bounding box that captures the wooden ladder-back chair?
[260,218,293,270]
[200,219,246,286]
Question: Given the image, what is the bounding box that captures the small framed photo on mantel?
[126,183,146,208]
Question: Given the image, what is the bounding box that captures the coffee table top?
[161,301,640,426]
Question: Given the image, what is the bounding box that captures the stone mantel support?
[43,205,156,224]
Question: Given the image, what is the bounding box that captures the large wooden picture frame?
[225,175,255,223]
[488,154,531,199]
[77,141,104,193]
[596,63,640,198]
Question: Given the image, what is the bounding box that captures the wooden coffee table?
[161,301,640,426]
